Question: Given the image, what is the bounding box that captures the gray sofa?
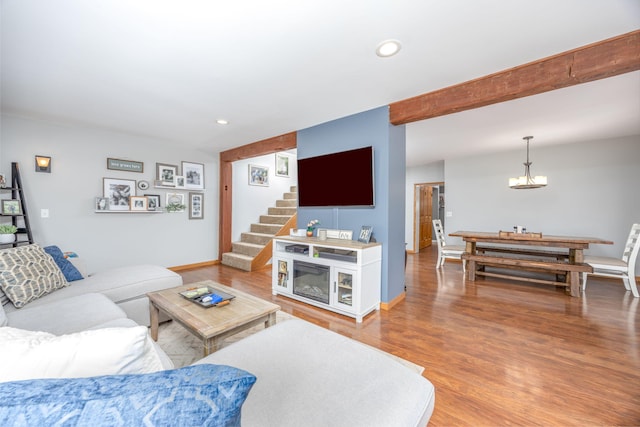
[0,245,435,426]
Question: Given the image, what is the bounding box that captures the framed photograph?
[145,194,161,211]
[277,260,288,287]
[0,173,6,188]
[275,153,290,177]
[137,180,150,191]
[95,197,109,211]
[182,161,205,190]
[189,192,204,220]
[1,199,21,215]
[174,175,186,189]
[156,163,178,187]
[358,225,373,243]
[166,192,185,211]
[103,178,136,211]
[130,196,148,211]
[249,164,269,186]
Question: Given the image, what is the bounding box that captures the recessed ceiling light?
[376,39,401,57]
[216,119,229,125]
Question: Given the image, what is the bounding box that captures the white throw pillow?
[0,326,164,382]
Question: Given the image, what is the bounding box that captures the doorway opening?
[413,182,445,253]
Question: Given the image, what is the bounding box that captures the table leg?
[149,302,159,341]
[204,336,220,357]
[568,249,584,297]
[465,241,476,280]
[266,312,277,328]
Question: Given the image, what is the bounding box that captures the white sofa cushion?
[0,244,68,308]
[0,325,164,382]
[6,293,127,335]
[196,319,436,427]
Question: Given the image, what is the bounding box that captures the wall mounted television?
[297,146,375,207]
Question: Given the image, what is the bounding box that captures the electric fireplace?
[293,260,330,304]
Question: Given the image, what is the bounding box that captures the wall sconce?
[35,155,51,173]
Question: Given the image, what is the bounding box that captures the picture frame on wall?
[249,164,269,186]
[175,175,186,189]
[103,178,136,211]
[182,161,205,189]
[156,163,178,187]
[95,197,109,211]
[130,196,148,211]
[189,192,204,220]
[166,192,185,210]
[1,199,21,215]
[145,194,161,211]
[275,153,290,177]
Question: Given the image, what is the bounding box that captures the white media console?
[272,236,382,322]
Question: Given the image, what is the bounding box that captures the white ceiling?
[2,0,639,166]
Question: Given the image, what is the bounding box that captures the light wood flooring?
[177,246,640,426]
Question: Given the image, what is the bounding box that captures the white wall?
[405,161,444,251]
[231,150,297,241]
[0,115,218,273]
[443,135,640,276]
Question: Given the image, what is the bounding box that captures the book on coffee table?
[179,286,235,308]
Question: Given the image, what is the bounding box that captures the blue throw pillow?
[0,364,256,427]
[43,245,83,282]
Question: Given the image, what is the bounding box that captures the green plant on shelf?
[165,202,186,212]
[0,224,17,234]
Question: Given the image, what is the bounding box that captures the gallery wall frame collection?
[95,158,205,218]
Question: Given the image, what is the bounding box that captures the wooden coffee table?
[147,280,280,356]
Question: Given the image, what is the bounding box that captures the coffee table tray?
[179,286,236,308]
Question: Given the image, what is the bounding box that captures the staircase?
[221,186,297,271]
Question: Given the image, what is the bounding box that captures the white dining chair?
[582,223,640,297]
[432,219,466,271]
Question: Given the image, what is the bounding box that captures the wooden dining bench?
[475,246,569,261]
[462,253,593,294]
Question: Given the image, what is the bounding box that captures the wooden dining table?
[449,231,613,297]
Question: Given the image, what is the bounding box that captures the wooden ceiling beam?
[389,30,640,125]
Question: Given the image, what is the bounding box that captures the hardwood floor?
[177,246,640,426]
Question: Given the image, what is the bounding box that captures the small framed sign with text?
[107,158,144,173]
[358,226,373,243]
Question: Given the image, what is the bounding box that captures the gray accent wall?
[1,115,217,273]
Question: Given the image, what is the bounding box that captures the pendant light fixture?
[508,136,547,189]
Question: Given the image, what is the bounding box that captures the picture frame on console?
[103,178,135,211]
[358,226,373,243]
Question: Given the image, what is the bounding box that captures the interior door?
[419,185,433,250]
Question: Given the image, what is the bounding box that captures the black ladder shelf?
[1,162,34,247]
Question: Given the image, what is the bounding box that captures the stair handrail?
[250,213,297,271]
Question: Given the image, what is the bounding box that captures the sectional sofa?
[0,243,435,426]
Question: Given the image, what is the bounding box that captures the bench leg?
[467,260,476,281]
[569,271,580,297]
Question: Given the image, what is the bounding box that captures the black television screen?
[297,146,374,207]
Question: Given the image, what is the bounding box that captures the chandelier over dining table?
[509,136,548,189]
